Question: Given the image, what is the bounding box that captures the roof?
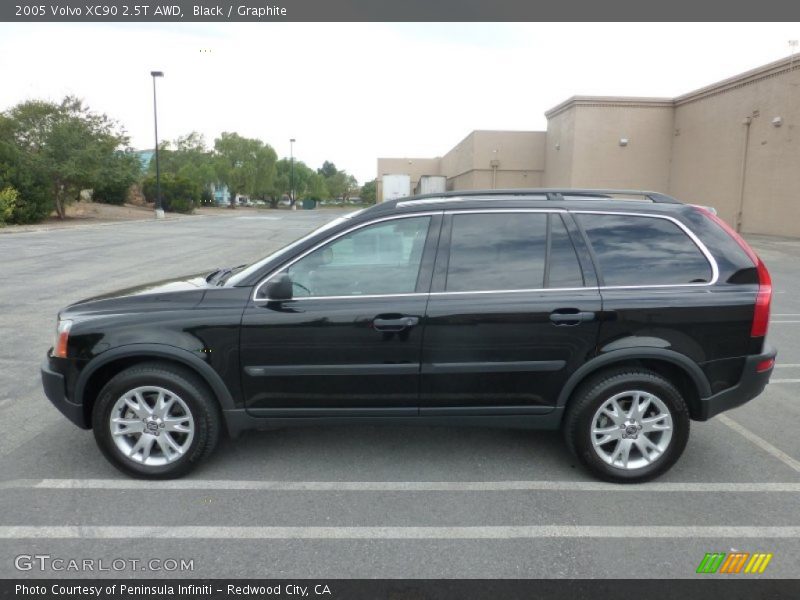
[360,188,684,218]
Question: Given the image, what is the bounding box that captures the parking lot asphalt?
[0,211,798,579]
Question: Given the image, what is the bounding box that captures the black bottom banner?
[2,579,800,600]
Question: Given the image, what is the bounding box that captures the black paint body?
[41,196,775,435]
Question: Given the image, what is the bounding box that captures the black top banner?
[3,0,800,22]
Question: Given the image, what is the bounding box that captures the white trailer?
[381,174,411,202]
[414,175,447,195]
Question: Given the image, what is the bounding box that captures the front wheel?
[563,368,690,483]
[92,362,221,479]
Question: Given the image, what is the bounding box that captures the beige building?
[377,56,800,236]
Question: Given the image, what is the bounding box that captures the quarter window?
[577,214,712,286]
[281,216,431,297]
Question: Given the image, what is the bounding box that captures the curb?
[0,213,199,235]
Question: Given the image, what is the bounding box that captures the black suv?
[41,189,776,482]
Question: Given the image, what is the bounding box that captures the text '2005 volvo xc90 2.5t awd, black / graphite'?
[41,189,776,482]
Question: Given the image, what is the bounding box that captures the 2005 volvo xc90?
[41,189,776,481]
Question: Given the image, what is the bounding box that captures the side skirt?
[222,407,565,438]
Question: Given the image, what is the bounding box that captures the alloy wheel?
[590,390,673,470]
[109,386,195,466]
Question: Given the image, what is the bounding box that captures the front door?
[420,210,601,413]
[241,213,440,416]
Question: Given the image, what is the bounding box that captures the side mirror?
[265,273,293,301]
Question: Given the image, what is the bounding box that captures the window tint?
[446,213,547,292]
[578,214,712,286]
[284,216,431,297]
[548,214,584,288]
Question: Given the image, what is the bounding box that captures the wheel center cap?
[145,419,160,433]
[621,420,642,439]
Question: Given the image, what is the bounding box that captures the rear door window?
[443,212,585,292]
[577,213,712,286]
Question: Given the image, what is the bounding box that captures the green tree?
[250,144,278,203]
[326,171,359,202]
[92,150,141,205]
[152,132,217,201]
[318,160,338,179]
[306,172,329,201]
[317,160,358,202]
[360,179,377,205]
[268,158,319,207]
[0,114,52,223]
[6,96,132,219]
[213,132,276,207]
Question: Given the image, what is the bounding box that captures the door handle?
[549,310,595,325]
[373,316,419,331]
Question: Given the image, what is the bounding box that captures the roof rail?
[393,188,682,204]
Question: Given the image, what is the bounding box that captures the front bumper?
[41,357,88,429]
[697,345,777,421]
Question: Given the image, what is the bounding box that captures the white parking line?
[770,321,800,324]
[774,364,800,368]
[3,479,800,492]
[718,414,800,473]
[770,379,800,383]
[2,525,800,540]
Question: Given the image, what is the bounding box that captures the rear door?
[420,209,602,413]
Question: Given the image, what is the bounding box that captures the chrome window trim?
[572,210,719,287]
[251,208,719,302]
[252,212,439,302]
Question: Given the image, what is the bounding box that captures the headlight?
[53,319,73,358]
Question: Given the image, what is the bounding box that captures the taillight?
[694,206,772,338]
[53,319,72,358]
[752,257,772,337]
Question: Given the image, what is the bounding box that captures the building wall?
[439,131,475,183]
[571,103,674,191]
[669,59,800,236]
[438,130,546,191]
[543,108,576,187]
[377,56,800,236]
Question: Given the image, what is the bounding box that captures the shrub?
[0,186,16,225]
[142,173,199,214]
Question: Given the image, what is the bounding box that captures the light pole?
[289,138,296,209]
[150,71,165,219]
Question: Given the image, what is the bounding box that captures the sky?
[0,22,798,183]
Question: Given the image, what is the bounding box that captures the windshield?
[223,212,360,287]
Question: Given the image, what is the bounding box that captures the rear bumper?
[41,357,88,429]
[696,345,777,421]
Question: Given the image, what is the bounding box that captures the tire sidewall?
[572,373,690,482]
[92,367,212,479]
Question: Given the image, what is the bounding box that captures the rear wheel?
[92,362,220,479]
[564,368,690,483]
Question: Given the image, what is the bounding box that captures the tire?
[92,362,221,479]
[563,368,690,483]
